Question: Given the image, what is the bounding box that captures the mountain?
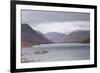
[45,32,66,43]
[21,24,52,47]
[81,38,90,43]
[62,30,90,43]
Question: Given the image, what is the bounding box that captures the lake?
[21,43,90,63]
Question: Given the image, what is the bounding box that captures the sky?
[21,10,90,34]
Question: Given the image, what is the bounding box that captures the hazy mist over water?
[22,43,90,62]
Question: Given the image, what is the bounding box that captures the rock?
[33,50,48,54]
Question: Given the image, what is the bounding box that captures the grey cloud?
[21,10,90,26]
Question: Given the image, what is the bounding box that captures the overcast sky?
[21,10,90,34]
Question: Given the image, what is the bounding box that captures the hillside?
[62,30,90,43]
[21,24,52,48]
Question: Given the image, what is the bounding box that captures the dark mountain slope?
[62,30,90,43]
[21,24,52,47]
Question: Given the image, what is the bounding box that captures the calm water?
[21,43,90,63]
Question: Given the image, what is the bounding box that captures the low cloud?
[31,21,90,34]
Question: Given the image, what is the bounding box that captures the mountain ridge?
[62,30,90,43]
[45,32,66,42]
[21,24,52,48]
